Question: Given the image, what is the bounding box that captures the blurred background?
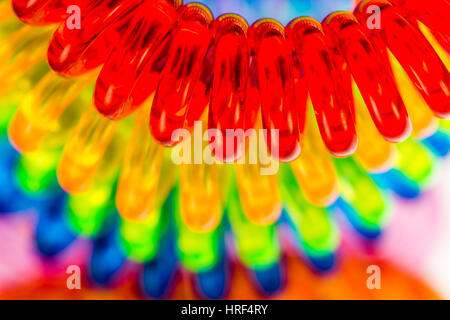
[0,160,449,299]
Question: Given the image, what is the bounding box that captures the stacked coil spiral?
[0,0,448,298]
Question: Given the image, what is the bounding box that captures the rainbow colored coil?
[0,0,448,298]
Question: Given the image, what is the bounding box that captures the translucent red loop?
[94,0,178,119]
[253,19,303,162]
[355,0,450,119]
[208,14,249,162]
[323,12,412,143]
[150,3,213,146]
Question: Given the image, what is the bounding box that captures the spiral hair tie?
[0,0,448,299]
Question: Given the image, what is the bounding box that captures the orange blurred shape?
[291,111,339,207]
[0,252,439,300]
[235,162,282,226]
[116,108,163,221]
[180,163,222,233]
[57,107,117,194]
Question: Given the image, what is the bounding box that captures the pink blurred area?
[0,212,91,292]
[340,158,450,298]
